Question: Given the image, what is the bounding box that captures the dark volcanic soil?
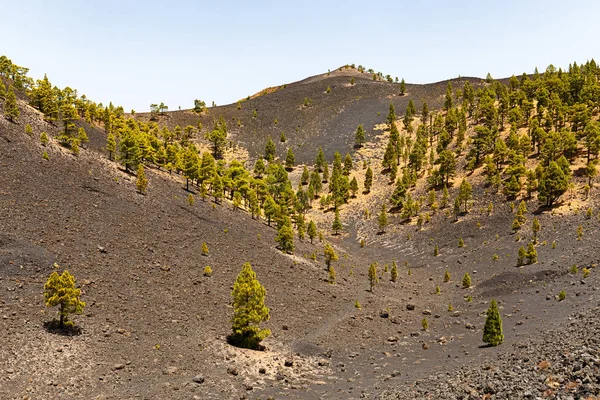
[1,77,600,400]
[134,68,484,164]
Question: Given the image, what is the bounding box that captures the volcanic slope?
[1,62,600,400]
[133,66,483,163]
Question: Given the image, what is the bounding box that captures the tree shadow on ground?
[43,320,82,336]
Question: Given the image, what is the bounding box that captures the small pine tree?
[71,139,80,156]
[328,265,336,284]
[201,242,209,256]
[433,245,439,256]
[307,220,317,244]
[42,151,49,160]
[275,217,295,254]
[378,203,388,233]
[40,131,49,146]
[24,124,33,136]
[364,166,373,193]
[229,262,270,349]
[332,209,342,234]
[462,272,471,288]
[532,217,540,242]
[444,269,451,282]
[301,165,309,185]
[285,148,295,170]
[355,124,365,148]
[4,85,19,122]
[44,268,86,328]
[324,243,338,269]
[188,193,195,206]
[526,242,537,264]
[136,164,148,194]
[482,299,504,346]
[517,246,527,266]
[391,261,398,282]
[558,290,566,301]
[368,262,378,292]
[458,238,464,248]
[421,318,428,331]
[435,285,441,294]
[106,132,116,161]
[78,127,89,147]
[203,266,213,277]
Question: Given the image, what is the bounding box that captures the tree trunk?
[59,303,64,328]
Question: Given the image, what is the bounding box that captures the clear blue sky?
[2,0,598,111]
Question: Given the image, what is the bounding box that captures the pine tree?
[444,82,453,111]
[328,265,336,284]
[368,262,379,292]
[532,217,540,242]
[378,203,388,233]
[343,153,353,175]
[264,137,276,161]
[482,299,503,346]
[453,197,461,221]
[458,178,473,213]
[263,196,278,226]
[40,131,49,146]
[301,165,309,185]
[285,148,295,170]
[444,269,451,282]
[400,78,406,95]
[201,242,209,256]
[229,262,270,349]
[324,243,338,269]
[78,127,89,147]
[249,159,264,179]
[136,164,148,194]
[275,216,294,253]
[538,161,569,206]
[386,102,396,125]
[211,173,223,203]
[349,177,359,197]
[307,220,317,244]
[0,78,5,99]
[119,129,140,172]
[315,147,325,172]
[44,268,86,328]
[4,85,19,122]
[391,261,398,282]
[526,242,537,264]
[332,209,342,235]
[517,246,527,266]
[354,124,365,148]
[441,185,449,208]
[462,272,472,288]
[364,166,373,193]
[458,238,464,248]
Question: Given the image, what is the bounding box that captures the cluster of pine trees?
[377,61,600,227]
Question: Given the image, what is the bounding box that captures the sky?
[2,0,599,112]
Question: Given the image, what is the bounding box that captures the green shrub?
[203,266,213,277]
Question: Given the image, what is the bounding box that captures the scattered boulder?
[407,304,416,311]
[192,375,205,384]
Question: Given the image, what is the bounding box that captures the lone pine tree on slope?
[229,262,270,350]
